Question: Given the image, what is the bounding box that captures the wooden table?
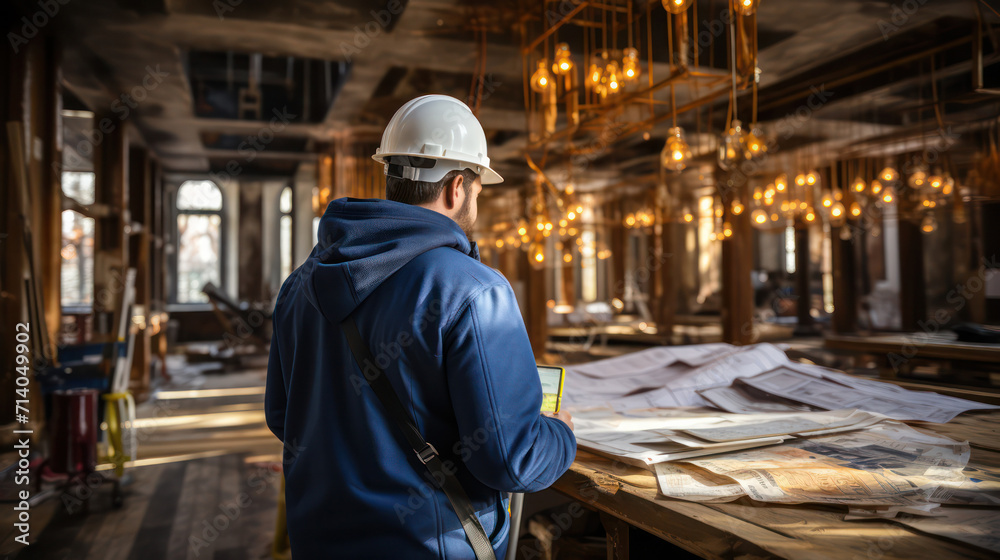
[550,411,1000,559]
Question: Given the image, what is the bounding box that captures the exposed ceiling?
[16,0,999,186]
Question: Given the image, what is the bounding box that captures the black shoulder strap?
[340,315,498,560]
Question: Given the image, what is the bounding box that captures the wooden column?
[830,226,857,334]
[720,196,754,345]
[521,245,548,359]
[609,200,626,301]
[793,222,820,336]
[654,220,677,338]
[150,159,169,382]
[561,252,575,305]
[238,182,264,301]
[92,115,129,346]
[897,200,926,330]
[127,147,152,397]
[38,37,62,358]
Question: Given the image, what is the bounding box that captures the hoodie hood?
[298,198,478,324]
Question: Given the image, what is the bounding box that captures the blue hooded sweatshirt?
[265,198,577,559]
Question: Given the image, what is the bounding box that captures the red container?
[49,389,99,475]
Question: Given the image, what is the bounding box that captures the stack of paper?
[563,343,785,409]
[574,409,883,468]
[653,422,972,507]
[704,365,1000,423]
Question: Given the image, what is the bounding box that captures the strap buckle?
[416,443,439,465]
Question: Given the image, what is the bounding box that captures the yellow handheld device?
[537,365,566,413]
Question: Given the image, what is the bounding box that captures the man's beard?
[453,189,475,237]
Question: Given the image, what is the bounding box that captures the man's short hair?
[385,168,479,205]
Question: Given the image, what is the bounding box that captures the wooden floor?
[9,454,280,560]
[0,362,283,560]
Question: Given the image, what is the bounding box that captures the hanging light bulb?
[731,200,745,215]
[622,47,640,82]
[880,186,896,204]
[751,208,768,227]
[625,213,636,228]
[850,202,862,217]
[921,213,937,234]
[908,168,927,189]
[683,209,694,223]
[552,43,574,75]
[880,166,898,183]
[718,119,751,170]
[829,201,846,223]
[821,193,833,208]
[805,208,817,222]
[588,62,602,90]
[605,61,621,94]
[775,174,788,193]
[794,173,807,187]
[736,0,759,16]
[928,175,943,190]
[530,59,552,92]
[806,170,819,186]
[529,242,546,269]
[662,0,693,14]
[661,127,692,172]
[746,126,767,159]
[722,222,733,238]
[870,179,883,196]
[942,182,953,196]
[851,177,867,194]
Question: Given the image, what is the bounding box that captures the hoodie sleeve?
[443,281,577,493]
[264,319,286,443]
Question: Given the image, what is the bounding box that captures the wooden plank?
[600,510,630,560]
[183,455,222,560]
[164,459,209,559]
[86,464,168,560]
[212,453,247,555]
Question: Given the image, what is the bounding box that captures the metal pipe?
[504,493,524,560]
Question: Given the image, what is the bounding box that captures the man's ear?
[443,173,464,210]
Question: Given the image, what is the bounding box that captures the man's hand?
[542,410,573,431]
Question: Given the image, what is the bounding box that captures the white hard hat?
[372,94,503,185]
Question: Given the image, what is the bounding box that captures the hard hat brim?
[373,153,503,185]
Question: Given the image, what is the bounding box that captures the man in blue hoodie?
[265,95,577,559]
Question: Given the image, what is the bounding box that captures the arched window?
[279,186,293,281]
[175,180,223,303]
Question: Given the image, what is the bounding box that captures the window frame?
[169,180,227,305]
